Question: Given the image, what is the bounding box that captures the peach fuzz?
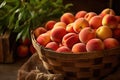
[50,27,66,43]
[86,38,104,52]
[45,20,56,30]
[53,21,67,29]
[75,10,87,19]
[45,42,59,51]
[56,46,71,53]
[102,14,118,29]
[84,12,97,21]
[103,38,119,49]
[72,43,86,54]
[33,27,47,38]
[60,12,75,25]
[96,26,112,40]
[89,15,102,29]
[62,33,79,49]
[36,32,51,47]
[66,23,75,33]
[99,8,115,18]
[73,18,89,33]
[79,27,96,43]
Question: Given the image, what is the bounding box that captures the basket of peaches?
[31,8,120,80]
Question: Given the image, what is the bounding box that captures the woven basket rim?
[31,31,120,59]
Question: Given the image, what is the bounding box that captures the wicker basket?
[31,31,120,80]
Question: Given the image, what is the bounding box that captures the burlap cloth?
[17,53,120,80]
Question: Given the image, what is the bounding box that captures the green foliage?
[0,0,73,41]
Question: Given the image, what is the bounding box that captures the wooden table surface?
[0,57,29,80]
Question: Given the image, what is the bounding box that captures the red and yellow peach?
[50,27,67,43]
[89,15,102,29]
[103,38,119,49]
[72,43,86,54]
[73,18,89,33]
[79,27,96,43]
[60,12,75,25]
[86,38,104,52]
[62,33,79,49]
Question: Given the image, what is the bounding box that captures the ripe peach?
[75,10,87,19]
[17,45,29,57]
[86,38,104,52]
[36,32,51,46]
[73,18,89,33]
[45,42,59,51]
[33,27,47,38]
[117,24,120,28]
[102,14,118,29]
[89,15,102,29]
[79,27,96,43]
[103,38,119,49]
[84,12,97,21]
[99,8,115,18]
[53,21,67,29]
[18,38,31,46]
[66,23,75,33]
[60,12,75,25]
[113,28,120,41]
[56,46,71,53]
[96,26,112,40]
[62,33,79,49]
[115,16,120,24]
[45,20,56,30]
[72,43,86,54]
[50,27,66,43]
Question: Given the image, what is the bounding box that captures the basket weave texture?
[31,32,120,80]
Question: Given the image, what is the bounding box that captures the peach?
[84,12,97,21]
[45,42,59,51]
[66,23,75,33]
[33,27,47,38]
[53,21,67,29]
[102,14,118,29]
[50,27,66,43]
[60,12,75,25]
[62,33,79,49]
[18,38,31,46]
[72,43,86,54]
[73,18,89,33]
[17,45,29,57]
[103,38,119,49]
[89,15,102,29]
[113,28,120,41]
[36,32,51,46]
[45,20,56,30]
[96,26,112,40]
[75,10,87,19]
[99,8,115,18]
[56,46,71,53]
[86,38,104,52]
[115,16,120,24]
[79,27,96,43]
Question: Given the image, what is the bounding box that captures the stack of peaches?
[33,8,120,54]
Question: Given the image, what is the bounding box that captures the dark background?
[63,0,120,15]
[112,0,120,15]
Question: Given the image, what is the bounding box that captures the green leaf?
[8,13,15,29]
[0,1,6,8]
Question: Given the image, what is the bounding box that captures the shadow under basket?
[31,32,120,80]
